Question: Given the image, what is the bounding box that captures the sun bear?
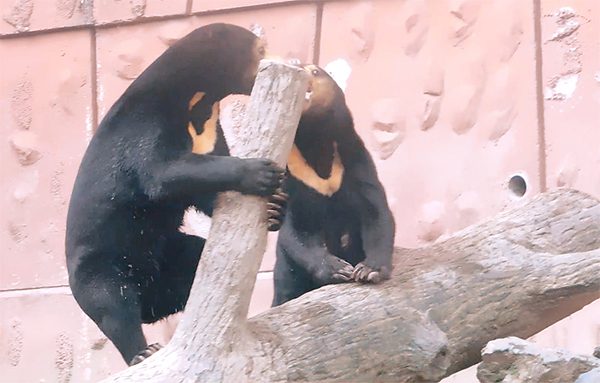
[272,64,395,307]
[66,23,285,366]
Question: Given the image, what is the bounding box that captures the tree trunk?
[477,337,600,383]
[100,63,600,382]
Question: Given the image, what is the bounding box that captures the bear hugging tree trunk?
[99,59,311,382]
[65,24,290,367]
[99,60,600,382]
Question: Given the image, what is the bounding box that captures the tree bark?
[99,63,600,381]
[477,337,600,383]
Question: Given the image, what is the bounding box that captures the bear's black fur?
[66,23,284,365]
[272,65,395,307]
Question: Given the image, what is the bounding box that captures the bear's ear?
[323,59,352,92]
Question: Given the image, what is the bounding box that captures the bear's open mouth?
[305,82,313,102]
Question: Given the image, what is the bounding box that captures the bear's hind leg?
[70,268,147,365]
[140,232,206,323]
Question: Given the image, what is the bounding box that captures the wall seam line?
[533,0,547,192]
[0,1,328,40]
[313,1,324,65]
[90,27,99,133]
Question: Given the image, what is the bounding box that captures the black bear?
[272,64,396,307]
[66,23,285,366]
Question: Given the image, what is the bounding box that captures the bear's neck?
[294,119,337,179]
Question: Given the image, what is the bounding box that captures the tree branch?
[248,189,600,382]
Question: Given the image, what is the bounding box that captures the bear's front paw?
[267,187,288,231]
[352,262,391,284]
[313,255,354,285]
[129,343,163,366]
[238,158,285,197]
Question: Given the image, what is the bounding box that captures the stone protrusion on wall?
[7,220,28,245]
[452,190,482,231]
[449,82,484,135]
[113,38,145,80]
[6,318,23,367]
[449,58,486,136]
[347,2,375,64]
[421,63,444,131]
[371,98,406,160]
[544,7,583,101]
[556,156,579,188]
[542,1,598,197]
[416,200,446,243]
[0,0,94,35]
[93,0,186,25]
[404,13,428,57]
[11,79,33,130]
[53,69,89,116]
[50,165,68,210]
[12,168,39,204]
[499,19,523,63]
[157,22,193,47]
[56,332,74,383]
[449,0,480,47]
[55,0,80,20]
[488,105,518,143]
[9,130,41,166]
[2,0,33,32]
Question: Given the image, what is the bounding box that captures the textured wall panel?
[192,0,307,13]
[320,0,540,247]
[0,30,92,290]
[94,0,187,25]
[0,289,123,382]
[0,0,93,35]
[541,0,600,197]
[95,3,317,120]
[0,287,187,381]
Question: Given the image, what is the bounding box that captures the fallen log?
[249,188,600,382]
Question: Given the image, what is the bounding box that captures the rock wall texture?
[0,1,598,381]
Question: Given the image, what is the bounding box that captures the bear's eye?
[311,69,319,76]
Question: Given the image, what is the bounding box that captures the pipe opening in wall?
[508,175,527,197]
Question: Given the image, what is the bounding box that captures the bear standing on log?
[272,64,396,307]
[66,24,285,366]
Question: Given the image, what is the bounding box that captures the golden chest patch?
[287,143,344,196]
[187,92,219,155]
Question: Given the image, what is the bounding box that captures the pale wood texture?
[477,337,600,383]
[100,60,309,382]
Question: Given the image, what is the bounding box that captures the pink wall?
[1,1,598,381]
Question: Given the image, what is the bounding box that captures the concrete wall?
[0,0,598,381]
